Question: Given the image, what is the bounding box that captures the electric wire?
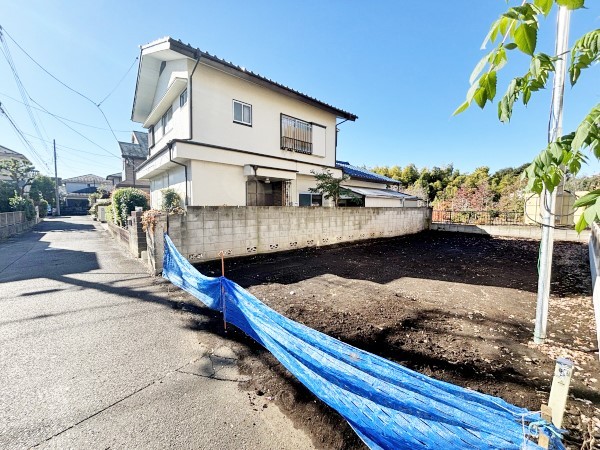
[97,57,139,106]
[0,25,133,143]
[0,29,52,168]
[0,103,51,172]
[0,91,130,132]
[21,132,121,159]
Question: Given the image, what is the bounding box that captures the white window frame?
[180,89,188,107]
[233,100,252,126]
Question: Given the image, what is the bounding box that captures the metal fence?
[432,210,524,226]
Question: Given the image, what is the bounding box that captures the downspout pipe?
[187,51,201,140]
[168,142,188,206]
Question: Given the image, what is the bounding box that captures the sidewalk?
[0,216,313,449]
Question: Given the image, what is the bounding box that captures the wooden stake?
[218,251,227,332]
[538,404,553,448]
[548,357,573,428]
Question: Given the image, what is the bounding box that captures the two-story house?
[116,131,150,192]
[132,37,358,209]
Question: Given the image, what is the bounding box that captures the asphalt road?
[0,216,313,450]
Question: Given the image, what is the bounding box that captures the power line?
[0,28,52,168]
[97,56,139,106]
[21,131,121,159]
[0,91,131,132]
[0,103,51,172]
[0,25,131,143]
[28,97,122,159]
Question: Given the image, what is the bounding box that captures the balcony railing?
[281,114,312,154]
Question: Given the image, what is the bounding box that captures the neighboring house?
[116,131,150,192]
[336,161,422,207]
[106,172,123,187]
[62,174,108,212]
[0,145,31,183]
[132,37,357,209]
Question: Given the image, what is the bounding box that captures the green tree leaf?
[534,0,553,15]
[575,212,588,233]
[555,0,585,10]
[514,23,537,55]
[574,190,600,207]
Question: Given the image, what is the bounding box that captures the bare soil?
[187,231,600,449]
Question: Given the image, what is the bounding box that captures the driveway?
[0,216,313,449]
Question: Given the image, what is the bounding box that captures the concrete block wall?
[430,223,590,242]
[157,206,430,265]
[0,211,37,240]
[127,211,148,258]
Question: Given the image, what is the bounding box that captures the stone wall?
[147,206,431,273]
[0,211,37,240]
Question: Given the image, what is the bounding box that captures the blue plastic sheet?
[163,234,565,450]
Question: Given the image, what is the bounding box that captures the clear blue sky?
[1,0,599,180]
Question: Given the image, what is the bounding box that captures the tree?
[309,170,352,207]
[454,0,599,231]
[0,158,36,197]
[29,175,56,207]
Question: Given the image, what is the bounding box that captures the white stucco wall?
[192,63,338,168]
[190,160,246,206]
[148,165,187,209]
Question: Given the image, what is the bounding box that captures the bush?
[38,199,49,218]
[160,188,183,213]
[111,188,149,227]
[88,199,111,217]
[105,204,114,224]
[9,195,36,220]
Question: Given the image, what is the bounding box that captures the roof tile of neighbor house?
[118,141,147,159]
[0,145,28,160]
[107,172,122,179]
[136,37,357,121]
[336,161,400,185]
[132,131,148,149]
[62,174,107,184]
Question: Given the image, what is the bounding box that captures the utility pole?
[53,139,61,216]
[534,6,571,344]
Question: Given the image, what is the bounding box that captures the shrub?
[160,188,182,213]
[105,204,114,224]
[38,199,49,218]
[9,195,36,220]
[111,188,149,227]
[88,199,111,217]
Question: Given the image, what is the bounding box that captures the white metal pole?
[534,6,571,344]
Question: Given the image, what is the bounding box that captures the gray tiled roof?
[62,174,107,184]
[0,145,28,160]
[107,172,122,179]
[119,141,147,159]
[132,131,148,150]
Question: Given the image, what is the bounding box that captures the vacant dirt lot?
[186,230,599,449]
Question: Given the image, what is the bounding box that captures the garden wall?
[430,222,589,242]
[0,211,38,240]
[146,206,431,274]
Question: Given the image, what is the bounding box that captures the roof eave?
[133,37,357,122]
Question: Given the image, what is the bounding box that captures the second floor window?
[281,114,312,154]
[180,89,188,107]
[233,100,252,126]
[162,107,173,134]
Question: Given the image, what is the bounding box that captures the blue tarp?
[162,234,564,449]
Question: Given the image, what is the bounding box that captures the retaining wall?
[0,211,37,239]
[431,222,590,242]
[147,206,431,274]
